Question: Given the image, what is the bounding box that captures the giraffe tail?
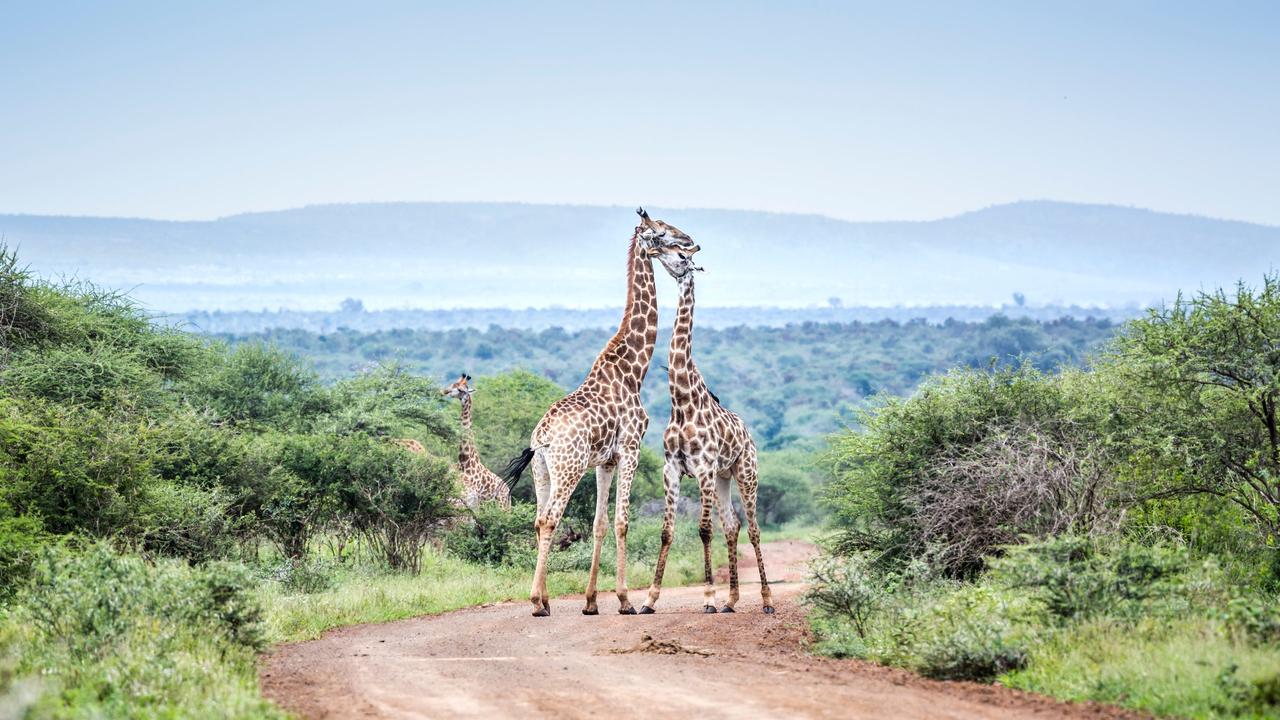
[502,447,535,488]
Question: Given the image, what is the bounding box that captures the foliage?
[812,276,1280,717]
[823,364,1121,576]
[804,554,883,639]
[217,314,1119,449]
[988,535,1192,622]
[469,370,565,476]
[332,436,457,572]
[1104,275,1280,543]
[756,448,823,526]
[187,342,326,429]
[807,536,1280,716]
[445,501,537,566]
[0,544,280,719]
[0,499,45,599]
[322,362,455,441]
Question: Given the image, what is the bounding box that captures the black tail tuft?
[503,447,536,488]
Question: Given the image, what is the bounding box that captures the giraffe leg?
[529,511,556,616]
[697,473,717,613]
[529,454,582,617]
[715,472,742,612]
[641,457,682,613]
[582,464,615,615]
[613,450,640,614]
[737,454,774,614]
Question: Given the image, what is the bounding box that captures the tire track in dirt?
[261,540,1143,719]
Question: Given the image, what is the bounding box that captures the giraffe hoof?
[582,607,599,616]
[702,605,718,614]
[638,606,655,615]
[532,607,550,617]
[763,606,776,615]
[719,605,736,613]
[618,607,637,615]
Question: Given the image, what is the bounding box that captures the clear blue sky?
[2,1,1277,224]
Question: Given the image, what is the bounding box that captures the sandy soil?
[261,540,1144,720]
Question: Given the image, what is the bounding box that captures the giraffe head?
[441,373,474,399]
[635,207,701,278]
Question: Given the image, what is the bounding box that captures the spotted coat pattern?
[443,374,512,510]
[641,266,774,614]
[523,214,689,617]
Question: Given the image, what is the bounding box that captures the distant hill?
[5,200,1277,313]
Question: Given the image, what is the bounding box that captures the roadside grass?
[0,519,798,716]
[806,540,1280,720]
[262,517,735,643]
[0,546,284,720]
[1005,618,1280,720]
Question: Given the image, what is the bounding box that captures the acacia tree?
[1111,275,1280,543]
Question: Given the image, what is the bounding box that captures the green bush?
[269,556,337,594]
[917,627,1028,682]
[1103,275,1280,544]
[0,501,45,599]
[0,399,158,537]
[823,363,1117,576]
[989,535,1191,622]
[756,449,821,526]
[445,501,537,566]
[804,554,885,639]
[332,435,458,572]
[188,343,327,429]
[1,545,280,719]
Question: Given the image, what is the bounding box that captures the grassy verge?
[806,538,1280,720]
[1004,618,1280,719]
[262,516,732,643]
[0,517,780,715]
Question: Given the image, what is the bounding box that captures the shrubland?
[0,246,791,717]
[811,276,1280,719]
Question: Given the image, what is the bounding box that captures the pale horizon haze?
[2,2,1278,225]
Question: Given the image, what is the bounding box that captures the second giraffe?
[641,240,774,614]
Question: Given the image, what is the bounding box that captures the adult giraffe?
[505,209,699,616]
[641,243,774,615]
[442,373,512,510]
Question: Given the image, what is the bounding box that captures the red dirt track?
[261,541,1143,719]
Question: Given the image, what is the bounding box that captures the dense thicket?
[215,314,1118,449]
[813,276,1280,718]
[0,247,461,588]
[0,247,476,716]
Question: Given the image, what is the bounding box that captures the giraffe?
[442,373,512,510]
[640,245,774,615]
[505,208,699,617]
[391,438,426,454]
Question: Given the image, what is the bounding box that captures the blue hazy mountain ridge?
[6,200,1277,313]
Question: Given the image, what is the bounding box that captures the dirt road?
[261,541,1138,719]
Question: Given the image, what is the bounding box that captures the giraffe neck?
[586,231,657,393]
[668,273,702,406]
[458,393,479,467]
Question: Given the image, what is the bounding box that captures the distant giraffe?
[391,437,426,454]
[443,374,512,510]
[641,246,773,614]
[505,209,699,616]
